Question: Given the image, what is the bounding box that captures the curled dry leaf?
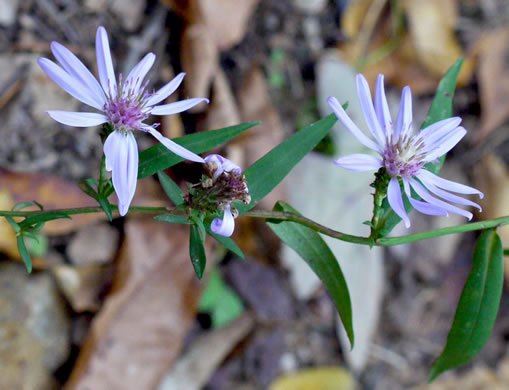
[475,28,509,144]
[0,170,104,235]
[64,219,210,390]
[472,155,509,283]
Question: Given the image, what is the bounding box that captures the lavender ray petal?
[50,41,106,109]
[417,169,483,198]
[111,133,130,216]
[417,176,482,211]
[211,205,235,237]
[96,26,116,96]
[103,130,120,172]
[409,178,473,220]
[403,178,448,216]
[38,58,102,109]
[394,86,412,140]
[418,117,462,147]
[47,111,108,127]
[388,177,411,228]
[122,132,139,215]
[334,153,382,171]
[357,74,386,146]
[125,52,155,96]
[150,98,209,116]
[423,127,466,162]
[146,73,186,107]
[327,96,382,153]
[145,126,205,163]
[374,74,393,140]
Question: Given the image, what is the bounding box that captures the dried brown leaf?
[199,0,259,50]
[64,219,209,390]
[472,155,509,283]
[404,0,473,85]
[180,21,218,104]
[204,68,241,130]
[0,170,103,235]
[475,28,509,143]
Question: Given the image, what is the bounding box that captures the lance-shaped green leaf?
[157,171,184,206]
[189,223,207,280]
[19,212,71,230]
[138,122,259,179]
[17,236,32,273]
[12,201,35,211]
[372,58,464,238]
[97,196,113,222]
[429,228,503,382]
[267,201,354,347]
[206,226,245,259]
[237,113,337,214]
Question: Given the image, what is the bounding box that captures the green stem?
[244,210,372,245]
[0,205,169,218]
[2,204,508,249]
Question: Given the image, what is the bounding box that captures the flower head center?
[383,135,425,178]
[104,74,153,133]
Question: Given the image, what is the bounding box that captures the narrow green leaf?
[154,214,191,224]
[138,122,259,179]
[19,213,71,229]
[98,196,113,222]
[267,201,354,347]
[157,171,184,206]
[12,201,34,211]
[17,236,32,273]
[237,113,337,214]
[199,268,244,328]
[206,226,245,259]
[6,216,20,233]
[429,229,503,381]
[24,232,48,258]
[189,223,207,280]
[79,180,98,199]
[373,58,464,237]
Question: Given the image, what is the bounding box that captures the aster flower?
[203,154,250,237]
[38,26,208,216]
[328,74,483,228]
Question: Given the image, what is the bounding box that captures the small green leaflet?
[138,122,258,179]
[237,113,337,214]
[429,229,503,381]
[189,223,207,280]
[372,58,464,238]
[267,201,354,347]
[157,171,184,206]
[206,226,245,259]
[17,236,32,273]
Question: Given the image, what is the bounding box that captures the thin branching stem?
[1,205,508,248]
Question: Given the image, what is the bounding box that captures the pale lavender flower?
[38,26,208,216]
[204,154,249,237]
[211,204,235,237]
[328,74,483,228]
